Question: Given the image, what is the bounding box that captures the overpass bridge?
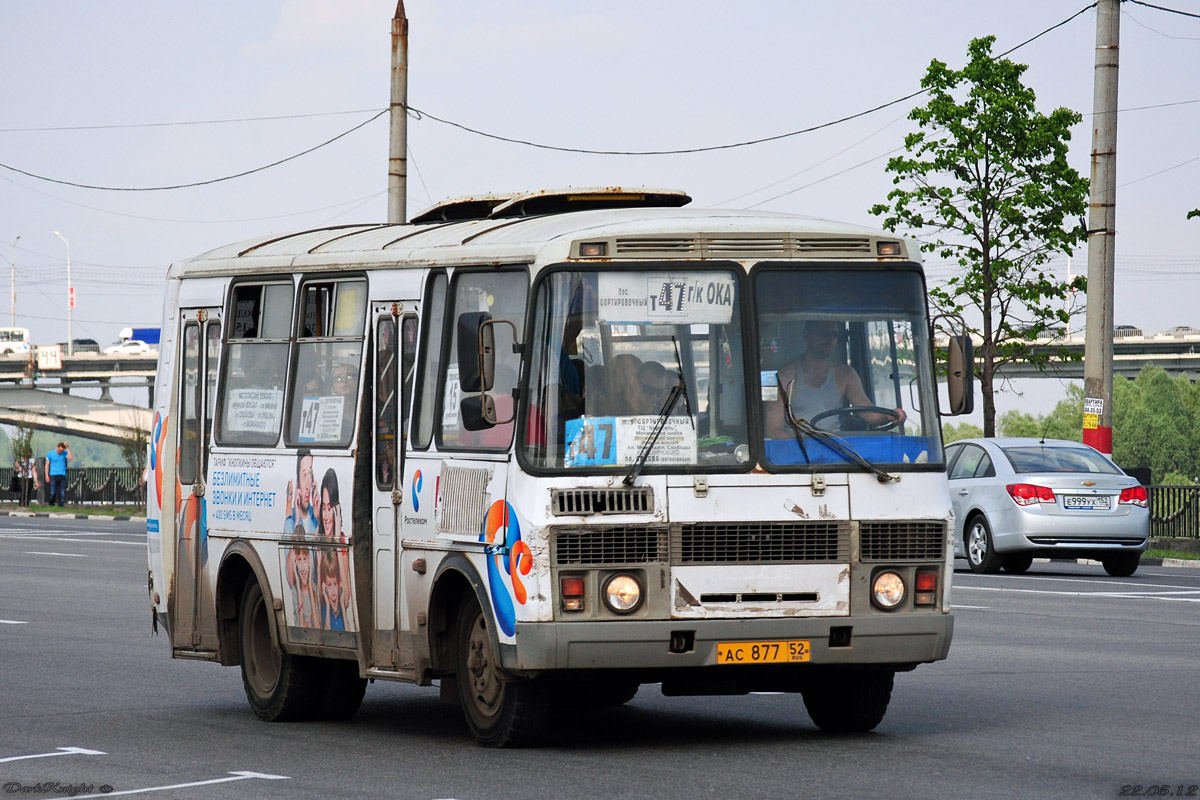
[993,331,1200,379]
[0,351,157,443]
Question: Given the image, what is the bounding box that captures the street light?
[53,230,73,356]
[10,235,19,327]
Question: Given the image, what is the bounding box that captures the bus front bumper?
[501,613,953,673]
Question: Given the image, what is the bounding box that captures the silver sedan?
[946,437,1149,576]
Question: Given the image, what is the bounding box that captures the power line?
[0,108,385,133]
[1125,0,1200,21]
[0,110,387,191]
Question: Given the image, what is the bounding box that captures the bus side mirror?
[461,394,497,431]
[456,311,494,393]
[946,334,974,416]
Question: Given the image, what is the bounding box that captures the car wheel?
[456,594,551,747]
[1002,554,1034,574]
[965,516,1003,574]
[1102,553,1140,577]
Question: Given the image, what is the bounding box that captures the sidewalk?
[0,508,146,522]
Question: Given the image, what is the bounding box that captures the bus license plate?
[1064,495,1110,510]
[716,640,810,665]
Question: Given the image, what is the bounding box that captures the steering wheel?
[808,406,903,432]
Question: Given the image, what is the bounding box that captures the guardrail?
[0,466,145,507]
[1149,485,1200,540]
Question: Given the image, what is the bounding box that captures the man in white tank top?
[764,320,907,435]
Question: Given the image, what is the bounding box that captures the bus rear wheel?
[238,580,324,722]
[455,595,550,747]
[801,669,894,733]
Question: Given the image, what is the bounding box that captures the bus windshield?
[521,267,749,471]
[755,267,941,469]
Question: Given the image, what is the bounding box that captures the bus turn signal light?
[915,569,937,606]
[561,576,585,612]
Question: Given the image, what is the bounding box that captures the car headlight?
[602,573,643,614]
[872,571,906,610]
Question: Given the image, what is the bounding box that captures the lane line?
[73,771,289,799]
[25,551,86,557]
[1,536,144,546]
[957,575,1200,591]
[957,585,1200,602]
[951,604,991,609]
[0,747,106,764]
[0,619,30,625]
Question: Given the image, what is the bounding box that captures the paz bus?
[146,187,973,746]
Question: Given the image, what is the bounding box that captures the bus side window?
[375,316,398,489]
[286,278,367,448]
[439,269,527,450]
[218,281,293,446]
[412,273,448,450]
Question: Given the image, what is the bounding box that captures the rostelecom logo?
[411,469,423,512]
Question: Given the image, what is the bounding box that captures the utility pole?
[10,235,19,326]
[387,1,409,224]
[54,230,73,356]
[1083,0,1119,455]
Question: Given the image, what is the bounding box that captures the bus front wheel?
[455,595,550,747]
[238,580,324,722]
[801,669,894,733]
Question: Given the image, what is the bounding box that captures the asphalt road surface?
[1,515,1197,800]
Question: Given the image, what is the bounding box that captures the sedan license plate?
[716,640,810,665]
[1064,494,1111,510]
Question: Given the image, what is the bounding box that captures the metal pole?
[54,231,73,356]
[11,235,19,326]
[387,1,409,224]
[1083,0,1119,455]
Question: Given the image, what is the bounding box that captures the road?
[1,515,1197,799]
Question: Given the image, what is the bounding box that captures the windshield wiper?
[623,337,693,486]
[777,377,896,484]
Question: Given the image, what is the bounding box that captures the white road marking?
[956,585,1200,603]
[1,535,143,546]
[951,604,990,609]
[73,771,289,798]
[959,575,1199,591]
[26,551,86,557]
[0,619,30,625]
[0,746,106,764]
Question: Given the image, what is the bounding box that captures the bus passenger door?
[370,302,418,670]
[171,308,221,652]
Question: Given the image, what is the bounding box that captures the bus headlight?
[871,571,906,610]
[602,573,643,614]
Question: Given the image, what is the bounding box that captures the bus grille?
[550,486,654,516]
[674,521,849,564]
[860,521,946,561]
[553,526,669,565]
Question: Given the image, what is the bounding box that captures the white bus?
[0,326,31,355]
[146,187,973,746]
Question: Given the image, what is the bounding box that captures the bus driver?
[764,320,906,435]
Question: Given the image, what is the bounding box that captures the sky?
[2,0,1198,422]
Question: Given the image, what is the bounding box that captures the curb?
[0,509,145,522]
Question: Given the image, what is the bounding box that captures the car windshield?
[1002,445,1122,475]
[520,268,749,472]
[754,267,942,470]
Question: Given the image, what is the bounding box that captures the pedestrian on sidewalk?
[45,441,72,506]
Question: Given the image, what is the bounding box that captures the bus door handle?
[391,489,403,507]
[193,482,206,497]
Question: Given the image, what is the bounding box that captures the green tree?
[871,36,1089,437]
[941,421,982,443]
[1111,366,1200,482]
[999,385,1082,441]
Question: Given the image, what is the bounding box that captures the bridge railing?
[1148,485,1200,540]
[1,466,145,507]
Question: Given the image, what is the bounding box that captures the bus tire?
[238,580,323,722]
[801,669,894,733]
[317,659,367,721]
[455,595,550,747]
